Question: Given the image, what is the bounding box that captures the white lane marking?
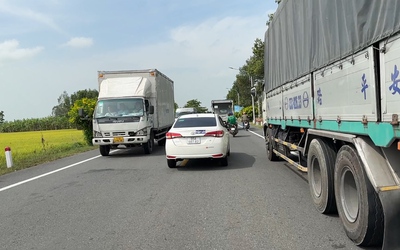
[238,125,264,139]
[249,129,264,139]
[0,155,102,192]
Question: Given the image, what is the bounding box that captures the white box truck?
[211,99,234,122]
[92,69,174,156]
[263,1,400,249]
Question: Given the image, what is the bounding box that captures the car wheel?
[167,159,177,168]
[157,138,166,146]
[220,155,228,166]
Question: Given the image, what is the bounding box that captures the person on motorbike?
[241,112,249,129]
[227,112,237,126]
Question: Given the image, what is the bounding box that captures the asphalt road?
[0,126,379,250]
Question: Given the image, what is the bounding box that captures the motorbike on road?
[227,123,238,137]
[244,121,250,131]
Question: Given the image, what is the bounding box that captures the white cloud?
[103,15,267,108]
[62,37,93,48]
[0,39,43,63]
[0,1,65,35]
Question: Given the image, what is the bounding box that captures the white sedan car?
[165,113,230,168]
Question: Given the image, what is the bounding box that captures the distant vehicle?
[165,113,230,168]
[91,69,175,156]
[227,123,238,137]
[263,1,400,248]
[175,107,197,119]
[211,99,234,122]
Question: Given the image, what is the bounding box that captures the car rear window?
[174,117,217,128]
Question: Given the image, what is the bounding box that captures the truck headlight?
[136,128,147,136]
[93,131,102,137]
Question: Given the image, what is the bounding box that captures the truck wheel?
[143,132,154,154]
[266,128,279,161]
[99,145,110,156]
[307,139,337,214]
[334,145,383,246]
[167,159,177,168]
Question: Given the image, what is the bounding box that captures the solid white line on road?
[0,155,102,193]
[249,129,264,139]
[238,125,264,139]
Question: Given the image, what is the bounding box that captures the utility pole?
[229,67,256,123]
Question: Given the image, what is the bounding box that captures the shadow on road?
[106,144,166,158]
[176,152,255,171]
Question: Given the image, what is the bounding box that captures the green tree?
[174,102,179,111]
[183,99,208,113]
[71,89,98,105]
[52,89,98,118]
[68,98,97,145]
[0,111,4,123]
[228,38,265,114]
[52,91,71,117]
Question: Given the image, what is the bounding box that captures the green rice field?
[0,129,96,176]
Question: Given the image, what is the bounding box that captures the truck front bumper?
[92,136,148,146]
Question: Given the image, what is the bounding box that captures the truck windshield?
[213,104,233,115]
[94,98,144,118]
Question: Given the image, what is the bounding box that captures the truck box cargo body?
[211,99,234,122]
[263,1,400,249]
[92,69,174,156]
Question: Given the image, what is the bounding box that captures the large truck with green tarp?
[263,1,400,249]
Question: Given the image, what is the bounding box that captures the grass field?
[0,129,96,176]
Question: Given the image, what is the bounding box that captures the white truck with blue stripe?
[263,1,400,249]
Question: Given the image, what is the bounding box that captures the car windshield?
[174,117,217,128]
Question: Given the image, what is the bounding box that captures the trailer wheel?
[143,132,154,154]
[99,145,110,156]
[334,145,383,246]
[167,159,176,168]
[307,139,337,214]
[266,128,279,161]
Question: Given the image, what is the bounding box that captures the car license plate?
[187,137,201,144]
[113,137,124,143]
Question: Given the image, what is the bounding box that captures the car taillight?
[166,132,182,139]
[204,130,224,137]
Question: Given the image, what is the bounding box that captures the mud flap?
[379,189,400,250]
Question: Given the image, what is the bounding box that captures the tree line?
[0,89,98,133]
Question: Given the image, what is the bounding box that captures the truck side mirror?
[149,105,154,114]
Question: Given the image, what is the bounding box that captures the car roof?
[177,113,217,119]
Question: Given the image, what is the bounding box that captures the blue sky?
[0,0,278,121]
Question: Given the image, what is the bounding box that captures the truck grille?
[103,132,126,137]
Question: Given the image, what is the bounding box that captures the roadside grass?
[0,129,96,176]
